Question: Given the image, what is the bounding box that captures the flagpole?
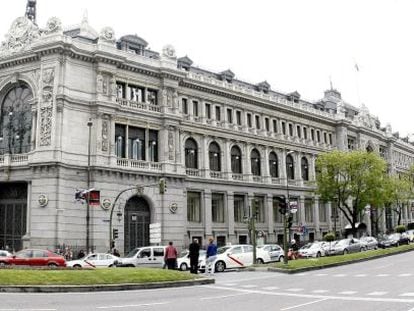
[354,60,361,106]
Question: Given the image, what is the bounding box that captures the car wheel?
[279,255,284,262]
[0,261,8,267]
[215,261,226,273]
[343,249,348,255]
[48,263,58,268]
[73,264,82,268]
[256,258,264,264]
[396,242,400,247]
[316,252,321,258]
[180,263,188,271]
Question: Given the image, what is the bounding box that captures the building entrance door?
[124,196,150,253]
[0,183,27,252]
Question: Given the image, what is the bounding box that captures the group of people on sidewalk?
[163,237,217,275]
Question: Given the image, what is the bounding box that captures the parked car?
[198,244,254,273]
[0,250,12,258]
[256,244,284,263]
[118,246,165,267]
[0,249,66,267]
[405,230,414,242]
[359,236,378,250]
[66,253,120,268]
[298,242,326,258]
[377,233,409,248]
[329,238,363,255]
[177,249,206,271]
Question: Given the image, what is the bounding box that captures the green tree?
[316,150,387,237]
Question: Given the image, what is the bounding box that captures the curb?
[266,246,414,274]
[0,278,215,293]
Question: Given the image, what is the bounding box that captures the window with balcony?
[147,89,157,105]
[0,83,33,155]
[148,130,158,162]
[182,98,188,114]
[269,152,279,178]
[187,192,201,222]
[205,103,211,119]
[286,154,294,180]
[227,108,233,124]
[251,148,261,176]
[128,126,145,160]
[215,106,221,121]
[128,84,145,102]
[236,111,242,125]
[234,195,245,223]
[231,145,242,174]
[212,193,225,223]
[301,157,309,181]
[185,138,198,169]
[116,82,126,99]
[209,142,221,171]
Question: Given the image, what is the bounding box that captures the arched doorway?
[124,196,150,253]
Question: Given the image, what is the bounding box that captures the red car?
[0,249,66,267]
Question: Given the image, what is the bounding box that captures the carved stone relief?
[0,17,40,54]
[39,106,53,146]
[168,126,175,161]
[102,118,109,152]
[99,27,116,44]
[96,73,103,93]
[162,88,175,107]
[44,17,63,35]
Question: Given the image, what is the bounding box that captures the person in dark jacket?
[188,238,200,274]
[205,237,218,275]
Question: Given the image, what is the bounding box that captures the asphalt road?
[2,251,414,311]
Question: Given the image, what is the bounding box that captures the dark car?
[0,249,66,267]
[378,233,409,248]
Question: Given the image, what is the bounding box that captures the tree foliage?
[316,150,387,236]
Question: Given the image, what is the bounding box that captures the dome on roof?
[119,34,148,47]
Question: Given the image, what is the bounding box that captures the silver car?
[330,238,363,255]
[359,236,378,250]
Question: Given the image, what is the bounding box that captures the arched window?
[209,142,221,171]
[231,145,242,174]
[185,138,198,169]
[250,148,261,176]
[269,152,279,178]
[286,154,294,180]
[366,145,374,153]
[301,157,309,181]
[0,83,33,154]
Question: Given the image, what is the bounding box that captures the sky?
[1,0,413,137]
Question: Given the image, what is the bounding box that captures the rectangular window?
[328,133,332,145]
[319,201,327,222]
[272,120,277,133]
[311,129,315,141]
[282,122,286,135]
[227,108,233,124]
[348,138,355,150]
[147,89,157,105]
[182,98,188,114]
[305,199,313,223]
[115,124,126,158]
[236,111,242,125]
[193,101,199,117]
[323,132,327,143]
[234,195,245,223]
[296,125,301,138]
[212,193,225,223]
[116,82,126,99]
[255,197,265,223]
[273,198,283,223]
[303,127,308,139]
[148,130,158,162]
[187,192,201,222]
[255,115,260,129]
[288,123,293,136]
[128,126,145,160]
[215,106,221,121]
[265,118,270,132]
[205,103,211,119]
[247,113,252,128]
[316,130,321,142]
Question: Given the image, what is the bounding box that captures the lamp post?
[283,150,294,264]
[86,118,93,253]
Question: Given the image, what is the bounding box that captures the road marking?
[333,274,346,277]
[376,274,389,277]
[338,291,357,295]
[222,283,238,286]
[398,273,411,277]
[314,273,328,276]
[263,286,280,290]
[280,298,329,310]
[367,291,388,296]
[354,274,367,277]
[0,309,56,311]
[294,273,309,276]
[286,288,304,292]
[312,290,329,293]
[241,284,258,288]
[201,292,253,300]
[400,293,414,297]
[97,302,169,309]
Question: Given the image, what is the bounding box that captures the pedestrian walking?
[77,249,85,259]
[188,238,200,274]
[112,248,120,257]
[164,241,178,270]
[205,237,217,276]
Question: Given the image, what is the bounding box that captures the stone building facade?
[1,13,414,254]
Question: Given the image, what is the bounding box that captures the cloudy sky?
[1,0,413,137]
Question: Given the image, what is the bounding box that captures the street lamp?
[283,150,294,264]
[86,118,93,253]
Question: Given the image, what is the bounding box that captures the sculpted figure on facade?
[42,68,55,86]
[96,73,103,93]
[99,27,116,44]
[172,90,179,109]
[44,17,62,35]
[162,44,176,59]
[39,106,52,146]
[109,77,117,97]
[168,126,175,161]
[102,118,109,151]
[0,17,40,53]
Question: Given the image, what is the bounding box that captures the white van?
[119,246,165,267]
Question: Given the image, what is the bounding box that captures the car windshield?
[125,248,140,258]
[217,246,231,254]
[300,244,311,250]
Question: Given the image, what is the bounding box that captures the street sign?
[150,223,161,244]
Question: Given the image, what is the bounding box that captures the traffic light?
[112,228,119,239]
[287,214,293,229]
[159,178,167,194]
[275,196,287,215]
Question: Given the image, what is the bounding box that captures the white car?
[298,242,326,258]
[256,244,284,263]
[177,249,206,271]
[199,244,254,273]
[66,253,121,268]
[118,246,165,267]
[0,250,12,258]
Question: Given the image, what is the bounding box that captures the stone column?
[299,196,305,225]
[227,191,235,236]
[204,190,212,237]
[243,143,251,181]
[313,197,320,240]
[202,135,208,177]
[224,139,231,179]
[263,146,271,183]
[266,195,274,242]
